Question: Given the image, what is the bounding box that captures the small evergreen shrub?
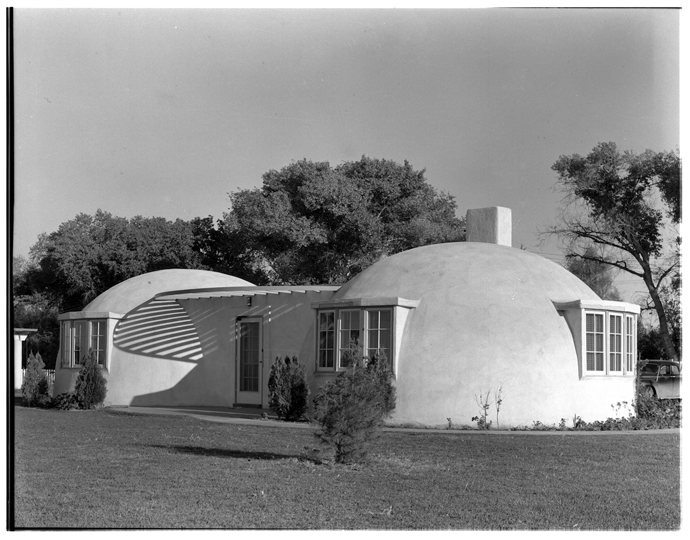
[73,351,107,409]
[313,348,396,464]
[21,352,49,407]
[268,355,310,421]
[52,392,80,410]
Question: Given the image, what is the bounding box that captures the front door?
[236,318,263,406]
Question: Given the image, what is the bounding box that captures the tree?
[564,246,621,301]
[548,142,680,361]
[222,156,465,285]
[312,349,396,464]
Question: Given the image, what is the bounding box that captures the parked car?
[639,360,681,399]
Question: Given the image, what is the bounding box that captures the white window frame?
[61,319,108,368]
[585,312,605,373]
[625,315,635,373]
[317,307,394,372]
[583,310,634,377]
[365,308,392,363]
[609,314,623,374]
[338,309,362,369]
[317,310,336,371]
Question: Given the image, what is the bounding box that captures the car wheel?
[641,385,656,399]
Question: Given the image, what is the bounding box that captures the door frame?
[235,316,263,406]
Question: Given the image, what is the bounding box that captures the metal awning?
[155,285,341,301]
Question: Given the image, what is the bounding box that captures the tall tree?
[222,156,465,285]
[548,142,680,361]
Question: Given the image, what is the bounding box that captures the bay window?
[317,307,393,371]
[583,310,635,376]
[61,319,108,368]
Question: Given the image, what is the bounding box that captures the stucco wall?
[98,290,336,407]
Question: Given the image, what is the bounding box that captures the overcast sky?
[12,8,679,302]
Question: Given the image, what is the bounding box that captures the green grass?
[13,406,680,529]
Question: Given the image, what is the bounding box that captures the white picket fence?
[20,369,56,390]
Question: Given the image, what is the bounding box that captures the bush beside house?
[313,349,396,464]
[268,355,310,421]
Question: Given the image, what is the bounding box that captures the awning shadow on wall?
[114,298,206,362]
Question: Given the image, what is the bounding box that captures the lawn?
[12,406,680,530]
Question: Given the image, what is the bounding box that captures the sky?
[10,7,680,303]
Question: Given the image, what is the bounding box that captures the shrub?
[635,393,681,429]
[73,351,107,409]
[267,355,310,421]
[52,392,79,410]
[21,352,49,407]
[312,347,396,464]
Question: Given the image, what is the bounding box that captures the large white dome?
[334,242,604,427]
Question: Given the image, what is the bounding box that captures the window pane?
[73,323,85,365]
[586,314,594,332]
[91,320,106,365]
[380,329,391,351]
[62,323,72,367]
[318,311,336,369]
[379,310,391,329]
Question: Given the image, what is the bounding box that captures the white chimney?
[465,207,512,247]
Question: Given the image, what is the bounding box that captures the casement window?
[318,311,336,369]
[61,319,107,368]
[625,316,635,373]
[338,310,361,368]
[366,309,391,361]
[585,313,604,372]
[317,308,393,372]
[584,311,635,376]
[90,320,107,365]
[609,314,623,373]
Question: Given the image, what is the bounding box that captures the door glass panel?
[239,322,260,392]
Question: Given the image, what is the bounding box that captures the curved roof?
[334,242,599,303]
[83,269,254,315]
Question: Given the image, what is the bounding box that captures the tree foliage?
[29,210,209,310]
[222,157,465,285]
[548,142,680,360]
[564,247,621,301]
